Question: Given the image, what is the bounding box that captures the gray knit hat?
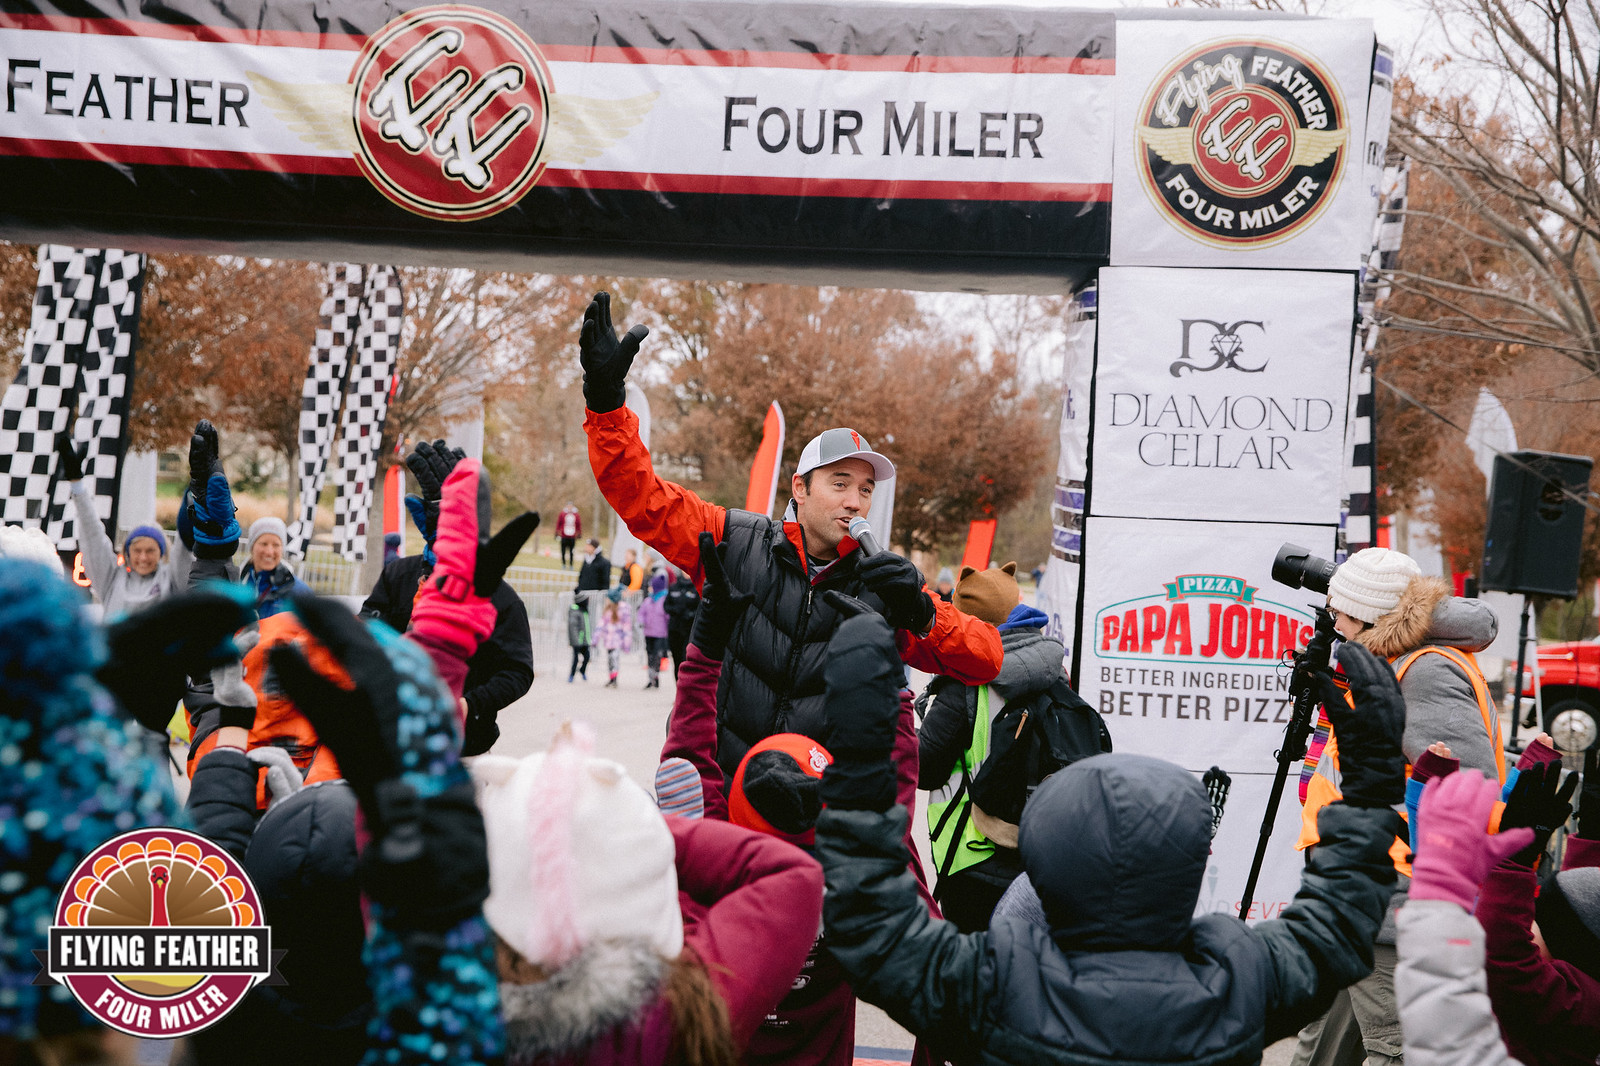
[1327,548,1421,624]
[246,516,288,552]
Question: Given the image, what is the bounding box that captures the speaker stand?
[1507,597,1532,754]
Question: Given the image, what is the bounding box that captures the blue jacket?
[239,563,310,619]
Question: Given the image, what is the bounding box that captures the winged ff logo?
[1170,319,1266,377]
[1135,38,1347,248]
[248,4,659,222]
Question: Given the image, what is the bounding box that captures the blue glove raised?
[186,421,239,559]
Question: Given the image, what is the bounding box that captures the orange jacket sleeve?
[896,587,1003,685]
[584,405,725,579]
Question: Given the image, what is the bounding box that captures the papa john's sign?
[1076,515,1332,770]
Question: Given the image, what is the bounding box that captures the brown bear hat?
[953,562,1020,626]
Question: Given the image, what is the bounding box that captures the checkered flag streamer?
[45,250,146,549]
[0,246,101,528]
[287,264,364,558]
[331,265,403,560]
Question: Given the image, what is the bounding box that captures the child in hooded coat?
[598,591,633,688]
[816,610,1411,1066]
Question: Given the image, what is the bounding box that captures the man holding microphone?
[577,291,1002,778]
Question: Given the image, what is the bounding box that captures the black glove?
[742,749,822,835]
[98,586,257,733]
[403,440,466,546]
[1501,761,1578,865]
[269,592,488,930]
[55,432,85,483]
[856,551,936,635]
[688,532,753,661]
[578,291,649,414]
[185,420,240,559]
[822,589,877,619]
[1315,643,1407,809]
[819,611,903,812]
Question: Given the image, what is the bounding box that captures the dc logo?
[351,5,553,221]
[1171,319,1267,377]
[1135,39,1348,248]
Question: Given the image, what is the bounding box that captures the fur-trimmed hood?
[500,939,667,1063]
[1353,576,1498,659]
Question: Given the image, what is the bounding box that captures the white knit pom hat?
[469,724,682,970]
[1327,547,1422,624]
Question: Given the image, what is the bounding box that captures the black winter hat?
[1537,868,1600,978]
[741,749,823,836]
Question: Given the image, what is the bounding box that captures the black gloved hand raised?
[855,551,935,635]
[1501,761,1578,865]
[269,592,488,930]
[55,432,85,483]
[98,585,257,733]
[688,532,754,662]
[403,439,466,546]
[185,420,240,559]
[578,291,649,414]
[1316,643,1407,809]
[819,611,903,812]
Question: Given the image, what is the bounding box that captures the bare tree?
[1388,1,1600,379]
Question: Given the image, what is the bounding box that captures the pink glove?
[1412,771,1535,910]
[409,460,538,694]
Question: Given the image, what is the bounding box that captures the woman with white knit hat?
[1293,545,1503,1066]
[238,515,310,619]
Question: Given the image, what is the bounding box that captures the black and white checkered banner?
[331,266,403,560]
[287,263,402,561]
[0,246,144,550]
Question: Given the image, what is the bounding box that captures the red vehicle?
[1523,637,1600,756]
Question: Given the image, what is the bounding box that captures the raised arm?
[578,292,724,577]
[814,607,988,1056]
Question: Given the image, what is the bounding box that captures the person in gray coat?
[59,434,192,619]
[816,604,1408,1066]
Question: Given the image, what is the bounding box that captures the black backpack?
[966,677,1112,826]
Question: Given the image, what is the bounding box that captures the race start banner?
[0,2,1117,291]
[1090,267,1355,525]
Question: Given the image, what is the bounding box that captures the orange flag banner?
[745,402,786,517]
[960,519,998,572]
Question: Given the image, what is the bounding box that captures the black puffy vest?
[715,509,876,777]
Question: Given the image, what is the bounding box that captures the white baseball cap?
[795,428,895,482]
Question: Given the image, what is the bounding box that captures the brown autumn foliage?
[1379,72,1600,589]
[637,282,1053,557]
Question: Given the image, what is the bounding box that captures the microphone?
[848,516,882,556]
